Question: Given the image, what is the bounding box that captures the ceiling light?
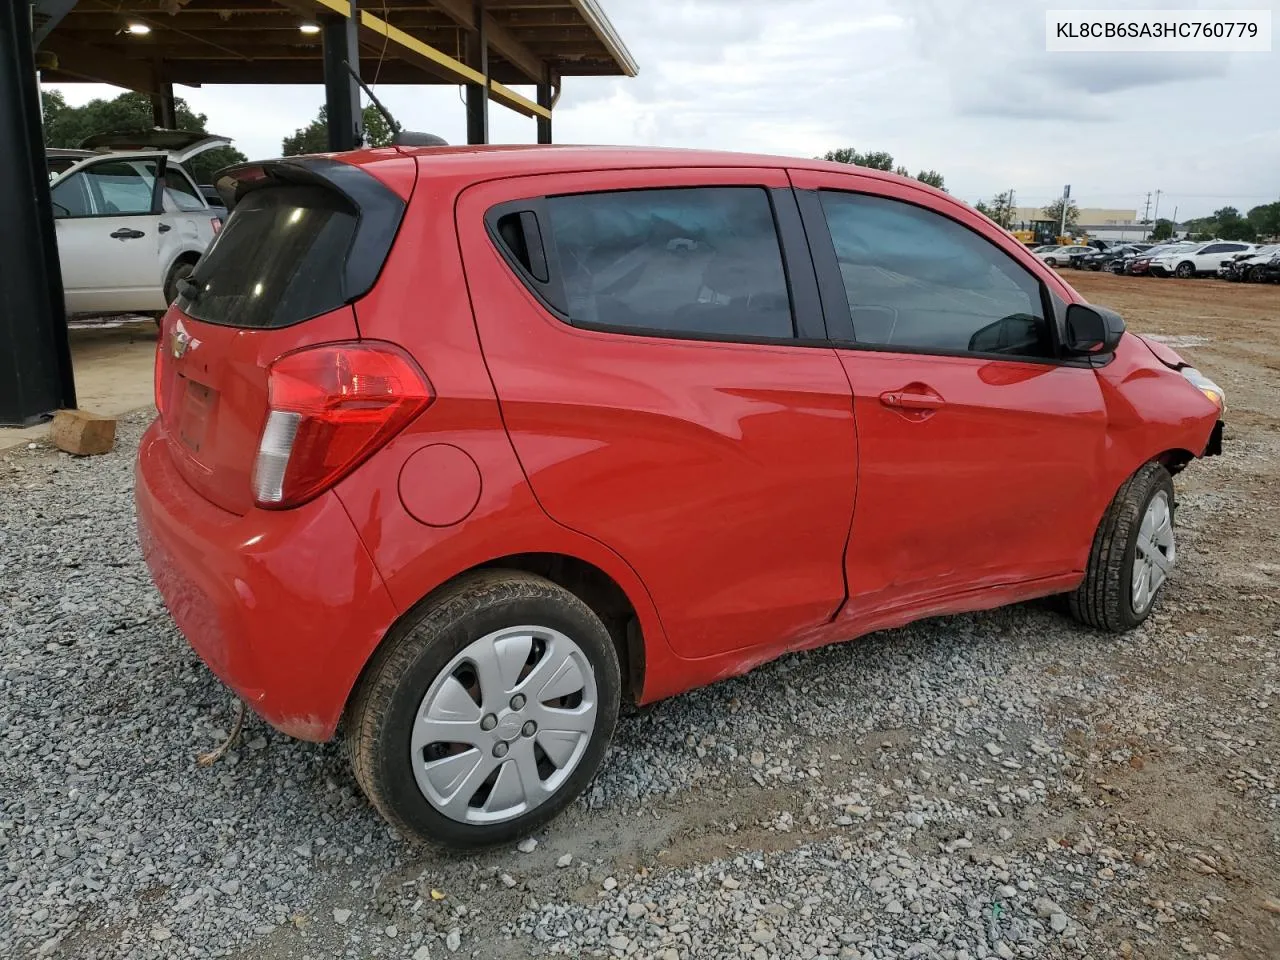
[126,22,151,35]
[299,23,321,34]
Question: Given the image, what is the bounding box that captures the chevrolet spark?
[136,147,1225,848]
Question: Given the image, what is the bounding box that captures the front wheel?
[346,570,621,849]
[1044,257,1058,267]
[1068,462,1175,632]
[1175,261,1195,279]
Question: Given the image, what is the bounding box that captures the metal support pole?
[536,79,552,144]
[465,0,488,144]
[0,0,75,424]
[150,78,176,129]
[322,7,362,151]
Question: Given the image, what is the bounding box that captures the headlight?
[1181,367,1225,410]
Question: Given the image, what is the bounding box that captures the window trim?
[51,155,166,220]
[484,184,831,349]
[797,186,1101,367]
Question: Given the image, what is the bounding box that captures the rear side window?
[541,187,795,340]
[820,191,1053,359]
[183,185,357,328]
[163,169,206,212]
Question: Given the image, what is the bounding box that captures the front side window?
[820,191,1053,359]
[543,187,795,340]
[82,160,159,215]
[50,173,92,218]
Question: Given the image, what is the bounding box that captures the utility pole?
[1060,184,1070,241]
[1171,206,1178,238]
[1142,192,1152,238]
[1152,189,1162,228]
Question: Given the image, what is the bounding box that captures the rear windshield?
[182,185,357,328]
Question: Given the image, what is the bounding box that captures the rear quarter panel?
[336,165,677,702]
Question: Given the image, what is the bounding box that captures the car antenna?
[343,61,448,148]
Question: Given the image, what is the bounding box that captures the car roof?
[340,143,953,195]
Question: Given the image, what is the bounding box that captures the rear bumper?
[134,422,399,741]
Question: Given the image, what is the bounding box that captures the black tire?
[346,570,621,849]
[1068,462,1175,632]
[1088,262,1102,271]
[164,258,197,305]
[1045,257,1057,267]
[1174,261,1195,279]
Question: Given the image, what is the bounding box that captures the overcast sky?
[46,0,1280,220]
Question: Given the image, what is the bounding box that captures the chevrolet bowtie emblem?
[171,321,194,359]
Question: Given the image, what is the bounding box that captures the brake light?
[210,217,222,235]
[251,342,433,509]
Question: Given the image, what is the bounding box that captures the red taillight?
[251,341,433,509]
[210,217,222,235]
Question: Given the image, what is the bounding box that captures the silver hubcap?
[1132,491,1175,614]
[411,625,597,825]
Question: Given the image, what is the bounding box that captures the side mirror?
[1063,303,1125,356]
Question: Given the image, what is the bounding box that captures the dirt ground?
[1041,269,1280,954]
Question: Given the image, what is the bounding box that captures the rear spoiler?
[212,157,407,307]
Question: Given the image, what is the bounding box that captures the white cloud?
[43,0,1280,219]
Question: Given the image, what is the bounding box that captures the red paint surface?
[136,147,1223,740]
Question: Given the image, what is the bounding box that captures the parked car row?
[1219,244,1280,283]
[1048,238,1273,281]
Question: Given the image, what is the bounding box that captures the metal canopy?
[37,1,638,111]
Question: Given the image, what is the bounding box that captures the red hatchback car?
[136,146,1225,848]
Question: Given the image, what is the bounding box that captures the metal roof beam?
[281,0,549,118]
[430,0,544,82]
[39,35,160,93]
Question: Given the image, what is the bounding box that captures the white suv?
[47,131,231,316]
[1149,240,1254,279]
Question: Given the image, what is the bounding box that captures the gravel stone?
[3,385,1277,960]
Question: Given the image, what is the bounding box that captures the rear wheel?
[346,570,621,849]
[163,258,197,305]
[1068,462,1175,632]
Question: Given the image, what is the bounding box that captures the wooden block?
[49,409,117,456]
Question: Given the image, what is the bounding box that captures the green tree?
[41,89,247,183]
[1245,201,1280,238]
[1150,218,1174,241]
[821,147,946,191]
[915,169,945,190]
[281,104,394,156]
[1212,205,1256,241]
[1040,197,1080,230]
[975,189,1016,228]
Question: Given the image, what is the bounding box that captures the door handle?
[110,228,145,239]
[880,388,945,410]
[157,223,172,233]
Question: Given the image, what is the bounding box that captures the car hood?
[1135,334,1188,370]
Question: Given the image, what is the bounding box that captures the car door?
[158,164,217,282]
[1199,242,1248,271]
[50,155,166,314]
[790,168,1109,618]
[456,167,859,659]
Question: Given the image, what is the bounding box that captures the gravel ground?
[2,273,1278,959]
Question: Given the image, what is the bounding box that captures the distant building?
[1010,206,1145,241]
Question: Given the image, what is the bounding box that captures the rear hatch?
[154,155,416,515]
